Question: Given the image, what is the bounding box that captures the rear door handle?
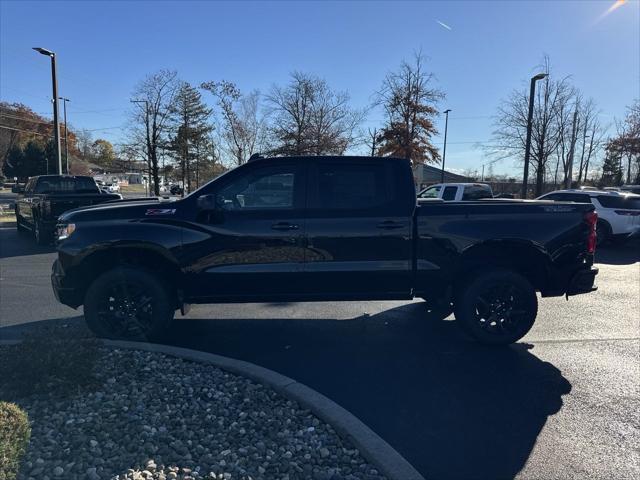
[377,221,405,230]
[271,222,299,231]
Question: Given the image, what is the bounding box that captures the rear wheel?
[84,267,175,341]
[454,269,537,345]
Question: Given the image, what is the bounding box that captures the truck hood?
[58,198,180,223]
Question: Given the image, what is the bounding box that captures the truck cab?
[418,183,493,201]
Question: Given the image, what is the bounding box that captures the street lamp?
[440,109,452,183]
[522,72,548,198]
[33,47,62,175]
[59,97,70,174]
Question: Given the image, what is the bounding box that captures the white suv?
[537,189,640,245]
[418,183,493,201]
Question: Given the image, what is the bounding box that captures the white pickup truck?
[418,183,494,201]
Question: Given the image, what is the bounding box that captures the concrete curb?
[104,340,425,480]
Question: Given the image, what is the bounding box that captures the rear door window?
[441,186,458,201]
[462,185,493,200]
[309,161,395,214]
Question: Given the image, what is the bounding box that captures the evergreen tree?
[3,141,48,179]
[23,141,48,177]
[168,82,212,193]
[600,151,623,187]
[2,145,23,179]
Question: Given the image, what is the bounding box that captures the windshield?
[419,185,441,198]
[34,177,99,194]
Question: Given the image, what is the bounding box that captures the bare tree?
[607,100,640,184]
[201,81,265,166]
[265,71,363,156]
[556,93,582,189]
[489,56,574,196]
[129,69,179,195]
[578,99,605,184]
[375,52,444,164]
[366,128,379,156]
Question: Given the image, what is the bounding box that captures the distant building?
[413,163,471,189]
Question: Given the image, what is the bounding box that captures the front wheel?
[84,267,175,341]
[454,269,538,345]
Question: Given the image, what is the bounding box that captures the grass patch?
[0,324,102,401]
[0,402,30,480]
[120,184,147,194]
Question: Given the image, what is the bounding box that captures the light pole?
[33,47,62,174]
[59,97,70,174]
[131,99,150,196]
[522,73,547,199]
[440,109,451,183]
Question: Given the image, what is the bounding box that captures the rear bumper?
[566,266,599,296]
[51,259,82,308]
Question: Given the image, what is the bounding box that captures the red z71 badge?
[145,208,176,216]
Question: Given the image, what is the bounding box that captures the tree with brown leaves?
[375,53,444,164]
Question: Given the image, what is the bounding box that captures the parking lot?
[1,222,638,479]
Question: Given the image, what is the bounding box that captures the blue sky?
[1,0,638,174]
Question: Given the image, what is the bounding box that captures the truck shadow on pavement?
[162,302,572,480]
[0,228,56,259]
[595,240,640,265]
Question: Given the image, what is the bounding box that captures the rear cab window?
[34,177,100,194]
[462,185,493,200]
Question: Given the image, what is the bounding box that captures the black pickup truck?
[51,156,598,345]
[14,175,121,244]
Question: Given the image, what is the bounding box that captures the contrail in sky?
[436,20,452,31]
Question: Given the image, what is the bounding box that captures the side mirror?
[12,185,25,194]
[197,194,220,211]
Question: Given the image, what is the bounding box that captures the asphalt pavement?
[1,224,638,479]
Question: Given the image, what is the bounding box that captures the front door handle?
[377,221,405,230]
[271,222,299,231]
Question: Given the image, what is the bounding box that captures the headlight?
[57,223,76,241]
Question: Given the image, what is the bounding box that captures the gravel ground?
[8,348,387,480]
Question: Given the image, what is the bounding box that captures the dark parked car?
[170,184,184,195]
[14,175,121,244]
[52,156,598,345]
